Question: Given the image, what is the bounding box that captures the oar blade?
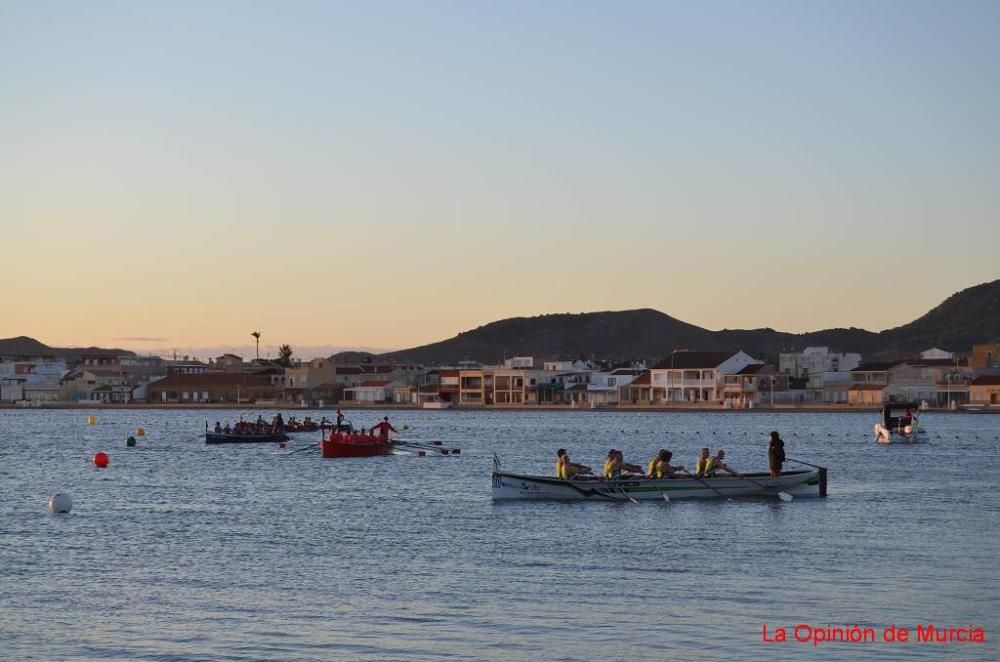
[778,492,794,502]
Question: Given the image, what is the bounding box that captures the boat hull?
[321,433,393,458]
[491,468,826,501]
[206,432,290,444]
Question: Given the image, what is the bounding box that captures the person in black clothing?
[768,431,786,477]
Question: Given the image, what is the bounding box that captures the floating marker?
[137,427,145,437]
[87,415,96,425]
[451,448,461,454]
[126,436,136,447]
[49,493,72,513]
[93,451,109,468]
[417,451,426,457]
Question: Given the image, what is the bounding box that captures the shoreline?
[1,403,996,414]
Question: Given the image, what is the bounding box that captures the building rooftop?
[653,350,736,370]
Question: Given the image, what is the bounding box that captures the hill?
[0,336,136,361]
[371,279,1000,364]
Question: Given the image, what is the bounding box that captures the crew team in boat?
[558,433,788,481]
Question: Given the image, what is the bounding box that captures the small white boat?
[874,402,925,444]
[422,401,451,409]
[491,463,827,501]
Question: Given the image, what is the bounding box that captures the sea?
[1,408,997,661]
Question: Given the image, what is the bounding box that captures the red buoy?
[93,451,109,468]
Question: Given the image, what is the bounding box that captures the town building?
[277,358,337,404]
[970,344,1000,370]
[721,364,789,407]
[969,375,1000,406]
[779,347,862,378]
[147,373,275,403]
[0,359,67,403]
[626,350,761,404]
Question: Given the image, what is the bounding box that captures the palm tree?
[251,331,261,360]
[278,344,293,367]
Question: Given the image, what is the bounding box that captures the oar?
[680,470,732,502]
[612,485,639,504]
[286,443,319,455]
[737,473,793,502]
[179,433,205,443]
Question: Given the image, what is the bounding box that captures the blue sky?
[1,1,997,350]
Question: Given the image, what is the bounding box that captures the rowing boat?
[491,467,827,501]
[205,431,290,444]
[321,431,393,458]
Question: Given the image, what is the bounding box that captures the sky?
[2,0,998,357]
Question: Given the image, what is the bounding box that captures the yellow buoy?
[87,415,96,426]
[137,427,145,436]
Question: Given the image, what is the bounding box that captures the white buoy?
[49,492,72,514]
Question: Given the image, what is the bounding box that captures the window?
[608,378,616,387]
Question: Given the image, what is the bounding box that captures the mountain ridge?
[335,279,1000,364]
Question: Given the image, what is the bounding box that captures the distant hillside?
[370,279,1000,364]
[328,350,378,364]
[0,336,136,361]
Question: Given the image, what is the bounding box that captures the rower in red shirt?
[371,416,398,439]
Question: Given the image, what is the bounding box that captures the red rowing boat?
[321,431,394,458]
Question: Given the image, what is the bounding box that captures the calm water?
[1,409,997,661]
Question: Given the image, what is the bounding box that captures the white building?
[920,348,954,360]
[502,356,534,369]
[639,350,762,404]
[584,368,641,405]
[0,360,68,403]
[779,347,862,379]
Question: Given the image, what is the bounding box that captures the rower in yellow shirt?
[556,448,593,480]
[647,449,683,478]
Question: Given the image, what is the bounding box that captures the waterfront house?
[639,350,761,404]
[779,347,862,379]
[721,364,789,407]
[583,368,640,406]
[969,375,1000,406]
[59,369,131,403]
[278,358,337,404]
[342,380,396,404]
[147,372,275,404]
[0,359,67,403]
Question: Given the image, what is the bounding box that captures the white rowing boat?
[491,466,827,501]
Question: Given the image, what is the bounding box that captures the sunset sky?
[2,1,998,357]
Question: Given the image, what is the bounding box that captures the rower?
[371,416,398,439]
[556,449,592,480]
[214,422,222,433]
[703,449,736,477]
[602,449,621,479]
[647,449,682,479]
[695,448,711,477]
